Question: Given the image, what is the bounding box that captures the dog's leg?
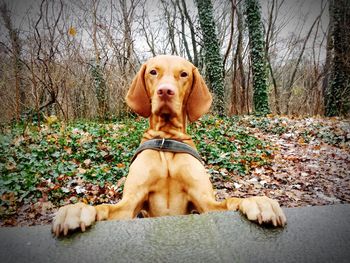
[189,189,286,227]
[94,190,148,221]
[52,152,162,236]
[178,158,286,227]
[189,188,286,227]
[52,190,147,236]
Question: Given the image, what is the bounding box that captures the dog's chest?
[147,176,189,216]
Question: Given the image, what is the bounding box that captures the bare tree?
[284,2,326,114]
[264,0,286,114]
[231,1,249,115]
[160,0,178,55]
[138,3,158,56]
[0,1,25,120]
[179,0,199,66]
[0,0,335,121]
[30,0,67,119]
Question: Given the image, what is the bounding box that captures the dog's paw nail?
[80,222,86,232]
[257,214,263,224]
[63,225,69,236]
[272,217,277,227]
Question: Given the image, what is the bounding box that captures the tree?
[264,0,282,115]
[31,0,66,119]
[178,0,199,66]
[244,0,270,115]
[91,0,109,119]
[325,0,350,117]
[231,2,248,115]
[195,0,225,114]
[0,1,25,120]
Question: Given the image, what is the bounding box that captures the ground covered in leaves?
[0,115,349,226]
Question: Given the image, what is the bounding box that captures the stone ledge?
[1,204,349,263]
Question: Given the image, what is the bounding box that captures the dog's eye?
[180,72,188,78]
[150,69,157,75]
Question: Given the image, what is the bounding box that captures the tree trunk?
[195,0,225,114]
[325,0,350,117]
[231,2,246,115]
[0,2,25,121]
[321,1,334,115]
[180,0,198,66]
[244,0,270,116]
[91,0,108,119]
[175,0,192,62]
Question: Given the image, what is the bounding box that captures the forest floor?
[0,115,349,227]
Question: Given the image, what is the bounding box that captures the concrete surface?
[0,204,349,263]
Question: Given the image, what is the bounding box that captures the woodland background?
[0,0,349,122]
[0,0,349,226]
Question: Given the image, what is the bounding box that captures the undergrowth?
[3,114,347,219]
[0,115,271,215]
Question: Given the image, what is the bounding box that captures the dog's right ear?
[125,64,151,117]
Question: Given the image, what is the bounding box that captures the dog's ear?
[125,64,151,117]
[186,68,212,122]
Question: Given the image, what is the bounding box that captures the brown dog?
[52,55,286,236]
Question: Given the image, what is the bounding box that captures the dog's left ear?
[125,64,151,117]
[186,68,212,122]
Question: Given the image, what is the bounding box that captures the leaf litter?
[0,115,349,226]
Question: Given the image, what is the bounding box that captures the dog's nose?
[157,84,175,98]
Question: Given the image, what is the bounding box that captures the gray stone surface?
[0,204,350,263]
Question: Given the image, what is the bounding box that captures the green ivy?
[195,0,225,114]
[90,62,109,119]
[188,115,272,174]
[0,118,147,206]
[244,0,270,116]
[325,0,350,117]
[0,116,273,208]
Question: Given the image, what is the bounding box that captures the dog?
[52,55,286,236]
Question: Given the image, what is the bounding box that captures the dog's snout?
[157,84,175,98]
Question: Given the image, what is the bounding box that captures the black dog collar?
[130,138,202,164]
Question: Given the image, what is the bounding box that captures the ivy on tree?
[90,61,108,119]
[244,0,270,116]
[195,0,225,114]
[325,0,350,117]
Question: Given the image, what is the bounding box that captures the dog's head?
[125,55,212,122]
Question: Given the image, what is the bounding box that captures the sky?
[2,0,328,34]
[1,0,329,61]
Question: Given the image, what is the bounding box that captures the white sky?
[1,0,329,61]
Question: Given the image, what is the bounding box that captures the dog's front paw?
[239,196,286,227]
[52,202,96,236]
